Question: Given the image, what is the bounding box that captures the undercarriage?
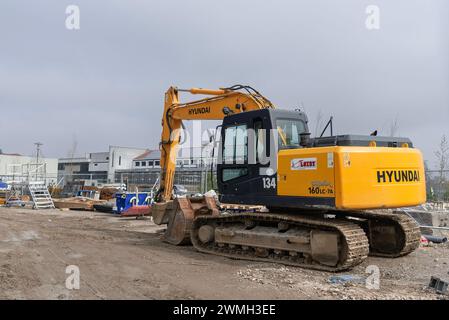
[152,197,421,272]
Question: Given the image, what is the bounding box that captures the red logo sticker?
[291,158,317,170]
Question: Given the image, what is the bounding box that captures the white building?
[107,146,148,182]
[89,152,109,172]
[131,149,211,169]
[0,153,58,184]
[58,146,149,184]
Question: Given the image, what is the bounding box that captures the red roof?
[0,153,22,156]
[134,149,157,160]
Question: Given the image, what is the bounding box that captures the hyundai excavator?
[151,85,426,271]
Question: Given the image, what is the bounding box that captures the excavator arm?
[158,85,275,202]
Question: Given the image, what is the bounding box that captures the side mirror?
[300,132,311,147]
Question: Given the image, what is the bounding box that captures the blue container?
[115,192,151,213]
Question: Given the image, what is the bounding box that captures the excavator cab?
[217,109,426,211]
[217,108,310,205]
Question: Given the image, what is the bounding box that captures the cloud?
[0,0,448,168]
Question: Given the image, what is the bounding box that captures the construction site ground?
[1,207,448,300]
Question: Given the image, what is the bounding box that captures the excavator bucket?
[151,196,219,245]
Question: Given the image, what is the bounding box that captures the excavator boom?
[158,85,274,201]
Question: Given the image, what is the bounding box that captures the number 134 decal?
[262,177,276,189]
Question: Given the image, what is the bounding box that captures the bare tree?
[66,135,78,180]
[68,135,78,157]
[389,116,399,137]
[314,109,324,137]
[435,135,449,199]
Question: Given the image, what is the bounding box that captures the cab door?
[218,110,276,204]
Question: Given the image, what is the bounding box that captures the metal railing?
[1,168,448,199]
[114,169,217,193]
[1,162,59,186]
[426,170,449,201]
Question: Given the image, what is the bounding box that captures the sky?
[0,0,448,168]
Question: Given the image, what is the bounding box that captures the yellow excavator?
[151,85,426,271]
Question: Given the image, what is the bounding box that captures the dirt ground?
[0,207,448,300]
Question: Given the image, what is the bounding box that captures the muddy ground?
[0,207,448,300]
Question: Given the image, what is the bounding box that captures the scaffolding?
[2,162,54,209]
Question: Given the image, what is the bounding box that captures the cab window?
[254,119,266,163]
[276,119,306,148]
[223,124,248,164]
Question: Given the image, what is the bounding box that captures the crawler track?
[343,210,421,258]
[191,213,369,272]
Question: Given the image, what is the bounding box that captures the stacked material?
[53,197,107,211]
[48,186,63,198]
[0,194,6,205]
[120,205,151,217]
[99,188,118,200]
[0,182,7,205]
[406,209,449,236]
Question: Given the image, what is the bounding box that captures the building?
[132,149,161,169]
[58,146,149,185]
[115,148,216,192]
[89,152,109,173]
[57,154,106,185]
[0,152,58,185]
[107,146,148,182]
[114,150,161,186]
[57,144,217,191]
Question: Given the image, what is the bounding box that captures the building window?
[154,160,160,167]
[148,160,154,167]
[141,161,146,167]
[135,161,140,167]
[119,156,122,166]
[80,163,89,172]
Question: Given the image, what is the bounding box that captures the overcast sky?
[1,0,448,168]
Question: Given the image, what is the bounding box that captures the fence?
[0,170,215,193]
[114,169,217,193]
[2,169,448,200]
[0,163,57,185]
[426,170,449,201]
